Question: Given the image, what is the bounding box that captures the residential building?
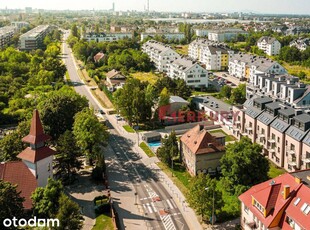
[142,40,180,72]
[167,57,208,88]
[0,110,55,210]
[192,96,233,128]
[105,69,126,92]
[208,28,248,42]
[82,32,132,42]
[180,124,225,176]
[284,114,310,171]
[93,51,105,63]
[0,26,15,48]
[194,29,210,37]
[301,133,310,170]
[11,21,29,31]
[19,25,50,50]
[257,36,281,56]
[140,32,185,42]
[290,38,310,51]
[228,53,286,81]
[239,170,310,230]
[247,73,310,110]
[188,39,233,70]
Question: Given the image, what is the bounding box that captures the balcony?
[267,139,276,143]
[287,149,295,155]
[302,156,310,163]
[287,158,297,166]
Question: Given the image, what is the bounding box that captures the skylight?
[301,203,310,215]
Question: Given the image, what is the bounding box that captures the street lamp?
[205,187,215,226]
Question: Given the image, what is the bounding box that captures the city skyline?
[0,0,309,14]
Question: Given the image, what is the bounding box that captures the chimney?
[283,185,290,200]
[295,177,302,184]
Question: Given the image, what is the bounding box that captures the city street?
[62,31,193,230]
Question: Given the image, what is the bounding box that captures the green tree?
[219,85,232,99]
[231,84,246,104]
[71,24,79,38]
[54,130,82,184]
[0,120,30,161]
[55,193,83,230]
[0,181,25,227]
[279,46,301,62]
[156,130,179,165]
[220,137,269,195]
[73,108,109,165]
[38,87,88,139]
[31,178,63,218]
[187,174,222,222]
[158,87,170,107]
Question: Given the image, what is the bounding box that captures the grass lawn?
[156,161,191,195]
[92,213,114,230]
[268,161,286,179]
[123,125,135,133]
[282,62,310,83]
[139,142,155,157]
[131,72,160,84]
[173,45,189,55]
[192,91,220,97]
[208,129,236,142]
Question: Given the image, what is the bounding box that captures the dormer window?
[253,199,264,213]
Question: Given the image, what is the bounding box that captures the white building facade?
[82,32,133,42]
[257,36,281,56]
[0,26,16,48]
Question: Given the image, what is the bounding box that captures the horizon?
[0,0,309,15]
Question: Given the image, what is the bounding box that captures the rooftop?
[193,96,232,113]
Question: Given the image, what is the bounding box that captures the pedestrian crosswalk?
[160,214,176,230]
[142,199,177,214]
[144,184,159,199]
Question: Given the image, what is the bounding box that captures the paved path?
[65,169,105,230]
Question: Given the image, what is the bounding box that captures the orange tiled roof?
[0,161,37,210]
[17,146,55,163]
[180,124,225,155]
[239,171,310,229]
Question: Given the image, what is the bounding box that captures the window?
[294,198,301,206]
[253,199,264,213]
[277,137,280,143]
[301,203,310,215]
[244,205,249,214]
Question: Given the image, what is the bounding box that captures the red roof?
[94,52,105,62]
[0,161,37,210]
[22,109,51,145]
[180,125,225,155]
[17,146,55,163]
[239,171,310,229]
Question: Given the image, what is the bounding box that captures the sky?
[0,0,309,14]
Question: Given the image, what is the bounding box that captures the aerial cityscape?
[0,1,310,230]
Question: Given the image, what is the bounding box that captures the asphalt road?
[62,31,190,230]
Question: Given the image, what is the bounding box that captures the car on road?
[99,109,105,115]
[115,115,122,121]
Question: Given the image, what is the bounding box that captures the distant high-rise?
[112,2,115,12]
[147,0,149,12]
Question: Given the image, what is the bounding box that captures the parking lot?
[212,72,246,88]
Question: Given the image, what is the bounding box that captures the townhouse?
[257,36,281,56]
[188,39,233,70]
[289,38,310,51]
[142,40,180,72]
[208,28,248,42]
[232,94,310,172]
[239,170,310,230]
[247,73,310,110]
[82,32,133,42]
[0,26,16,48]
[228,53,286,81]
[19,25,50,51]
[180,124,225,176]
[167,57,208,88]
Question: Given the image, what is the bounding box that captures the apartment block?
[140,32,185,42]
[290,38,310,51]
[239,170,310,230]
[167,57,208,88]
[232,94,310,172]
[142,40,180,72]
[0,26,16,48]
[208,28,248,42]
[19,25,50,51]
[247,73,310,110]
[228,53,286,81]
[188,39,233,70]
[82,32,132,42]
[257,36,281,56]
[11,21,29,31]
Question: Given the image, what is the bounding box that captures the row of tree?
[219,84,247,104]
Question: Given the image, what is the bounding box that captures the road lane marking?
[160,214,176,230]
[151,202,157,212]
[166,199,174,210]
[146,203,153,213]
